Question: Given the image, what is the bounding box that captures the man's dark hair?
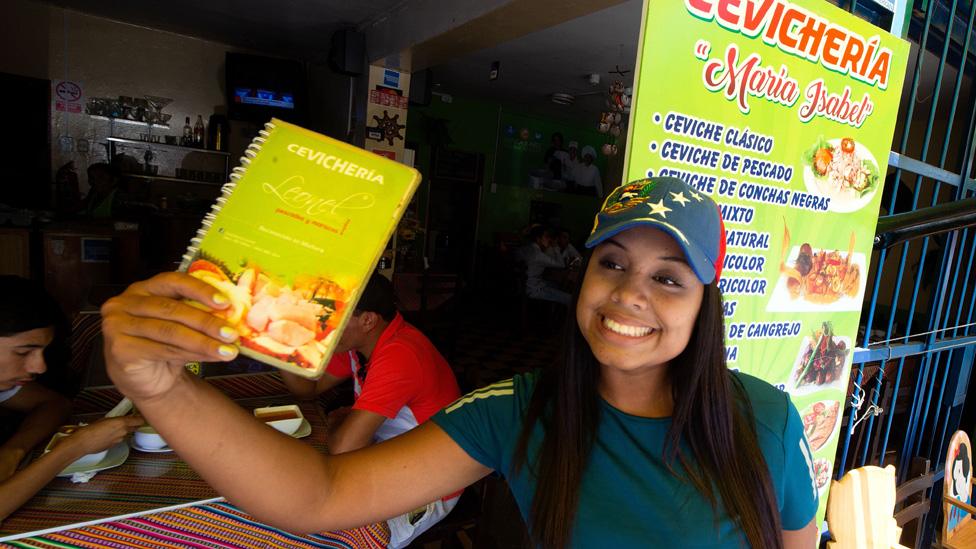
[0,276,66,337]
[354,272,397,321]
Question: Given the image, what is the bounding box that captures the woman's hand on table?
[63,417,144,456]
[101,272,240,402]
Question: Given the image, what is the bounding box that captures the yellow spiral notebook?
[179,118,420,378]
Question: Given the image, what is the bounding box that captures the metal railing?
[829,0,976,546]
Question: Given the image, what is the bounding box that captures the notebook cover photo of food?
[179,118,420,378]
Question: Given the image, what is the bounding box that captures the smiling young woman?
[508,178,815,547]
[100,177,819,548]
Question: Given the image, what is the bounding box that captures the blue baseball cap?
[585,177,726,284]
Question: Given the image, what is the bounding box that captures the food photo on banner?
[622,0,910,526]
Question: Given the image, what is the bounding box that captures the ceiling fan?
[549,67,633,106]
[609,65,631,78]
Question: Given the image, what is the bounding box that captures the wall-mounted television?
[226,53,306,124]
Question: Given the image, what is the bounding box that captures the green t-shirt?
[433,370,818,547]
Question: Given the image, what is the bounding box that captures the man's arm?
[328,408,386,454]
[0,383,71,482]
[280,371,345,401]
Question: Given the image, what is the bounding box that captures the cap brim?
[585,219,716,284]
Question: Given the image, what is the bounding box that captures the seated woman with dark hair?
[0,276,141,522]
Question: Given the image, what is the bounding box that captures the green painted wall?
[407,95,606,247]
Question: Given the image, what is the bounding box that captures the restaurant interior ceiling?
[40,0,643,126]
[39,0,406,61]
[433,0,643,124]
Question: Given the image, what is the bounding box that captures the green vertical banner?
[624,0,910,525]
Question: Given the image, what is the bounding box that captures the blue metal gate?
[830,0,976,545]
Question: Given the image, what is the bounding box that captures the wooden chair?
[893,459,935,548]
[940,431,976,549]
[826,464,908,549]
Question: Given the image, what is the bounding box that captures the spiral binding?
[178,121,277,272]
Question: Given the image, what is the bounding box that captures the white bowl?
[45,432,108,467]
[133,426,167,449]
[253,405,304,435]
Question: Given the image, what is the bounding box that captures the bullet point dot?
[646,169,655,178]
[653,113,661,123]
[649,142,657,152]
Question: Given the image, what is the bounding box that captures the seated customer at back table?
[518,225,571,305]
[280,272,461,548]
[548,228,583,267]
[0,276,142,522]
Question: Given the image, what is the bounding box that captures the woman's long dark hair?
[513,255,783,548]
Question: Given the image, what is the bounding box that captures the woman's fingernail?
[218,345,238,358]
[219,326,238,341]
[212,293,229,306]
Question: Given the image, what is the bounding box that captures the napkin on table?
[70,471,97,483]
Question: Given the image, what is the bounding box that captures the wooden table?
[0,376,329,539]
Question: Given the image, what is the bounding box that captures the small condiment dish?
[133,425,168,450]
[253,405,304,435]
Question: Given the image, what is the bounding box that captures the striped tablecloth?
[2,501,391,549]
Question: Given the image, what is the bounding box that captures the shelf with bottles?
[89,115,171,129]
[106,113,231,190]
[118,172,226,186]
[106,137,230,157]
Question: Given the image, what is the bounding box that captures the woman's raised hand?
[101,272,240,402]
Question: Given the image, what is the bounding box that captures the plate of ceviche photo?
[800,400,841,452]
[787,323,852,395]
[803,136,881,213]
[767,224,866,313]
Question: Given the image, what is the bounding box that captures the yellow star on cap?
[690,191,704,202]
[648,199,672,218]
[670,191,691,206]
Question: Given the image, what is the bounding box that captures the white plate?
[291,418,311,439]
[45,432,108,467]
[57,440,129,477]
[129,439,175,453]
[766,246,867,313]
[803,138,880,213]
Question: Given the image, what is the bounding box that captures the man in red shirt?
[281,272,461,547]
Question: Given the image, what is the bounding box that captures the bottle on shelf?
[208,114,228,151]
[182,117,192,146]
[194,115,205,148]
